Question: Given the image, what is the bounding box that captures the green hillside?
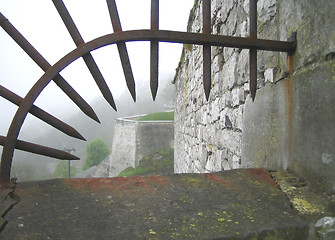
[137,111,174,121]
[118,149,174,177]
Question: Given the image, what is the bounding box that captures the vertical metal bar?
[0,12,99,122]
[249,0,257,101]
[150,0,159,100]
[52,0,117,110]
[106,0,136,101]
[203,0,211,101]
[0,86,85,140]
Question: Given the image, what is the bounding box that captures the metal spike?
[106,0,136,102]
[150,41,159,100]
[0,136,79,160]
[0,86,86,141]
[82,54,117,110]
[0,12,100,122]
[150,0,159,100]
[202,0,211,101]
[203,45,211,101]
[52,0,117,110]
[249,0,257,101]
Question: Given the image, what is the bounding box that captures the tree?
[53,161,79,178]
[83,139,111,170]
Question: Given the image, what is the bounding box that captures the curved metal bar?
[52,0,117,110]
[0,11,100,123]
[0,29,296,183]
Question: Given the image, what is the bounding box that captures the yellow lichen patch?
[149,229,157,235]
[217,218,225,222]
[291,197,324,215]
[181,176,206,187]
[197,212,204,216]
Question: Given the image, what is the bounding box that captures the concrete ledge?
[1,169,309,239]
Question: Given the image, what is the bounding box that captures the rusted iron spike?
[0,136,79,160]
[203,0,211,101]
[249,0,257,101]
[0,12,100,123]
[150,0,159,100]
[106,0,136,102]
[150,41,159,100]
[52,0,117,111]
[0,85,85,141]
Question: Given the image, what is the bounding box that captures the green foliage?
[53,161,79,178]
[83,139,111,170]
[118,149,174,177]
[137,111,174,121]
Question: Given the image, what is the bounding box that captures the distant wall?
[109,118,137,177]
[174,0,335,193]
[108,115,174,177]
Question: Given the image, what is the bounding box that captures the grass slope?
[137,111,174,121]
[118,149,174,177]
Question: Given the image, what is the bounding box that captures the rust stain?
[148,175,170,185]
[63,176,169,193]
[285,54,295,162]
[285,55,295,130]
[247,169,279,188]
[203,173,234,189]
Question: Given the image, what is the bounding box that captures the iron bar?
[106,0,136,101]
[0,12,100,122]
[52,0,117,110]
[0,29,296,183]
[0,85,85,141]
[0,136,79,160]
[203,0,211,101]
[150,0,159,100]
[249,0,257,101]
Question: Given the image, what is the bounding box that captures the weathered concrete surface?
[0,169,309,240]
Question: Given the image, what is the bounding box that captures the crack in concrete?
[0,179,20,233]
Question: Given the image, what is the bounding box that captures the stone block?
[232,87,246,107]
[264,68,275,83]
[257,0,277,23]
[315,217,335,240]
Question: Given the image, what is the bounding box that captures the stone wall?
[174,0,335,193]
[108,115,174,177]
[174,0,251,173]
[109,118,137,177]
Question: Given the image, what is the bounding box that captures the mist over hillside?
[8,76,175,181]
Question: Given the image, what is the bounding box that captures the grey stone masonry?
[174,0,252,173]
[174,0,335,194]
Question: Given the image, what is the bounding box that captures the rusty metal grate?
[0,0,296,185]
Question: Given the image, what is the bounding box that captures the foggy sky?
[0,0,194,137]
